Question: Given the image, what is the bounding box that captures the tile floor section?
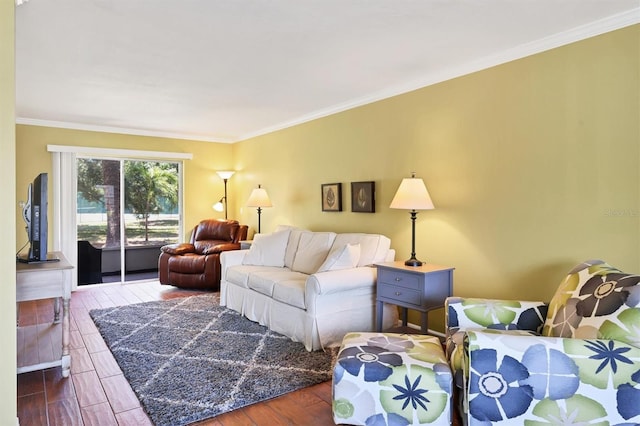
[17,279,460,425]
[16,280,340,426]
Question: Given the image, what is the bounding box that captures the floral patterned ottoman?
[332,332,453,425]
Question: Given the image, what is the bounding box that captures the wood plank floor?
[16,280,335,426]
[17,279,462,425]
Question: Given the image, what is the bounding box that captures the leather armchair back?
[191,219,245,244]
[190,219,247,255]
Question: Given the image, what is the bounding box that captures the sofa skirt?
[221,279,398,351]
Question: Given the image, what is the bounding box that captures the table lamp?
[389,172,434,266]
[246,184,272,233]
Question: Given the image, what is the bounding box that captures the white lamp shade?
[216,170,235,180]
[212,201,224,212]
[247,186,272,208]
[390,177,434,210]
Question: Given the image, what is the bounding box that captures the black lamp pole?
[256,207,262,233]
[223,178,228,220]
[405,209,422,266]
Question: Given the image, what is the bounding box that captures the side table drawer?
[17,269,65,301]
[378,283,421,306]
[378,269,420,290]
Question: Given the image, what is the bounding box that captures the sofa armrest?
[446,296,549,334]
[463,330,640,424]
[160,243,195,255]
[220,249,249,281]
[306,266,377,296]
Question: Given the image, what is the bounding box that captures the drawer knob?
[395,291,402,296]
[395,277,402,282]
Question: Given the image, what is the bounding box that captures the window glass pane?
[76,158,122,285]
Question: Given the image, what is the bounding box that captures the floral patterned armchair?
[445,259,640,425]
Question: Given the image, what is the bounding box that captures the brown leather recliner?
[158,219,248,291]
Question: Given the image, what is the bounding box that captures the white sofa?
[220,226,399,351]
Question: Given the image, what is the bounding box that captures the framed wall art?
[351,181,375,213]
[321,183,342,212]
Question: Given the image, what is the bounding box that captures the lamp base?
[404,257,423,267]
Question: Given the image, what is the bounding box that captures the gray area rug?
[89,294,335,426]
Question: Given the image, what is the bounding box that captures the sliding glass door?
[76,157,180,284]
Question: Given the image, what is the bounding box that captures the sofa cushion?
[275,225,306,269]
[317,243,361,272]
[272,279,307,309]
[542,260,640,346]
[247,269,307,298]
[291,231,337,274]
[242,229,290,267]
[226,265,276,288]
[330,233,391,266]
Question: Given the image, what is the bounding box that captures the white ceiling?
[15,1,640,143]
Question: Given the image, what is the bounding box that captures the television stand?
[16,252,72,377]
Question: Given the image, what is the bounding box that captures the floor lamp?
[389,172,434,266]
[212,171,235,219]
[246,184,272,234]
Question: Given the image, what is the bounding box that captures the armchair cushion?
[445,297,548,384]
[542,259,640,346]
[447,297,548,332]
[465,330,640,424]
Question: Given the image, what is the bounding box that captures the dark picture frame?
[321,183,342,212]
[351,181,375,213]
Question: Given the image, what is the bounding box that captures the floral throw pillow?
[542,259,640,346]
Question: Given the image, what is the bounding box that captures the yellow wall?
[1,0,17,423]
[232,25,640,328]
[15,125,234,245]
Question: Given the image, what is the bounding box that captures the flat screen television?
[18,173,58,263]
